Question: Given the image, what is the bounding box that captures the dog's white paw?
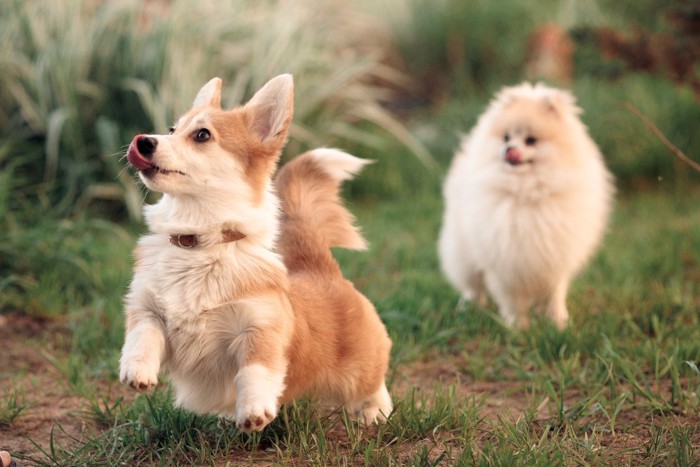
[235,401,277,433]
[354,404,384,424]
[119,359,159,392]
[234,364,284,433]
[349,383,393,424]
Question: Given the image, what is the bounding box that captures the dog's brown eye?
[194,129,211,142]
[525,136,537,146]
[503,134,510,143]
[168,127,175,135]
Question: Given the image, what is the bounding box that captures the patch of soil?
[394,353,534,418]
[394,352,700,463]
[0,314,128,461]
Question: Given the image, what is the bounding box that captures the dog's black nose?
[136,136,158,157]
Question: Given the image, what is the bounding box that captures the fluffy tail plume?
[275,148,372,275]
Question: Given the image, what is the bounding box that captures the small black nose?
[136,136,158,157]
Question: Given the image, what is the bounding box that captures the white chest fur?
[134,235,231,325]
[124,233,289,415]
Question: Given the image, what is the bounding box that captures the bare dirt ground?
[1,313,698,465]
[1,315,88,457]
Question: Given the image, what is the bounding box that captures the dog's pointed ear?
[244,74,294,145]
[542,88,581,117]
[192,77,222,109]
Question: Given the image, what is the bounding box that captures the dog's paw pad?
[235,405,276,433]
[120,361,158,393]
[131,380,157,391]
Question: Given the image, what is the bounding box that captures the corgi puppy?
[438,83,614,329]
[119,74,392,432]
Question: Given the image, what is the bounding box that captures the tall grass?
[0,0,434,323]
[0,0,431,221]
[3,0,697,216]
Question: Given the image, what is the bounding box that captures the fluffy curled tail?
[275,148,372,275]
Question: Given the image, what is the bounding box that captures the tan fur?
[275,154,367,272]
[275,152,391,403]
[119,75,392,432]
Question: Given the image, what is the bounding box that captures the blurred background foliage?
[1,0,699,318]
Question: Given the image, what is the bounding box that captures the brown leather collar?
[169,229,246,249]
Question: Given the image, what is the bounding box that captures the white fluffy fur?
[164,296,290,418]
[309,148,374,182]
[120,208,290,425]
[438,82,614,329]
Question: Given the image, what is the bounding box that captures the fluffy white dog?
[438,83,614,329]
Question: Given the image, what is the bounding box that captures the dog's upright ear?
[193,77,222,109]
[244,74,294,147]
[542,87,581,117]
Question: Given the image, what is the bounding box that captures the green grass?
[0,388,26,427]
[5,184,698,465]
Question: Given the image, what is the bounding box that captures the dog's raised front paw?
[235,401,277,433]
[119,359,159,392]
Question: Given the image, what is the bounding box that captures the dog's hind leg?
[546,278,570,330]
[348,381,393,424]
[488,277,533,329]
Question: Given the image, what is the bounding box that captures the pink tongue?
[126,142,155,171]
[505,147,521,165]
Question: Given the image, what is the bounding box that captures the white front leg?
[234,363,286,432]
[119,318,166,392]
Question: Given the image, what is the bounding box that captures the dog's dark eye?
[503,134,510,143]
[168,127,175,135]
[525,135,537,146]
[194,128,211,142]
